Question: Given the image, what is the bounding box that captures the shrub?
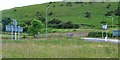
[28,19,45,35]
[66,2,72,7]
[85,11,91,18]
[49,2,52,4]
[100,21,107,24]
[106,4,111,9]
[36,11,41,17]
[60,4,64,6]
[114,9,120,16]
[13,8,17,12]
[37,16,46,24]
[88,32,112,38]
[53,5,55,7]
[48,12,53,16]
[2,17,12,31]
[22,34,27,39]
[48,18,62,24]
[105,11,114,16]
[74,2,83,4]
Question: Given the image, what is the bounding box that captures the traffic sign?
[102,24,107,30]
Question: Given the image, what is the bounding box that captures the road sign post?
[102,31,104,39]
[102,24,108,41]
[11,25,13,40]
[6,19,23,41]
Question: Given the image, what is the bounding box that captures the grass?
[2,37,118,58]
[2,2,119,29]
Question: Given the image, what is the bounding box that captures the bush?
[22,34,27,39]
[48,18,62,24]
[105,11,114,16]
[48,12,53,16]
[100,21,107,24]
[88,32,112,38]
[2,17,12,31]
[85,11,91,18]
[106,4,111,9]
[74,2,83,4]
[48,19,79,29]
[37,16,46,24]
[53,5,55,7]
[114,9,120,16]
[13,8,17,12]
[49,2,52,4]
[66,2,72,7]
[60,4,64,6]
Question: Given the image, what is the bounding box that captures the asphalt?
[82,37,120,43]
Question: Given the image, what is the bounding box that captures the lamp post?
[46,6,50,40]
[109,16,114,38]
[109,16,114,29]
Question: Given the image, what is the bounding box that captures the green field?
[2,37,118,58]
[1,2,119,58]
[2,2,119,29]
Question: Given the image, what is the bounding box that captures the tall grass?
[2,37,118,58]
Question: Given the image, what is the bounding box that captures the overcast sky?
[0,0,62,11]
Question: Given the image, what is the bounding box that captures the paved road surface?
[82,37,120,43]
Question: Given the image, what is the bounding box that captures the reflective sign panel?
[6,25,23,32]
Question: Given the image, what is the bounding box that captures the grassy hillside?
[2,2,119,29]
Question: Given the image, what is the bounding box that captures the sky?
[0,0,62,11]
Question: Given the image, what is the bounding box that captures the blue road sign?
[6,25,12,32]
[112,30,120,36]
[5,19,23,40]
[6,25,23,32]
[13,19,17,26]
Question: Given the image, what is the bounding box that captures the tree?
[100,21,107,24]
[48,18,62,25]
[66,2,72,7]
[36,11,41,17]
[60,4,64,6]
[53,5,55,7]
[85,11,91,18]
[13,8,17,12]
[75,2,83,4]
[28,19,44,35]
[106,4,111,9]
[105,11,113,16]
[48,12,53,16]
[115,1,120,16]
[37,16,46,24]
[0,23,2,32]
[2,17,12,31]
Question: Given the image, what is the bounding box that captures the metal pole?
[18,26,20,41]
[46,6,50,40]
[112,17,114,38]
[18,32,20,41]
[105,24,108,41]
[11,25,13,40]
[102,24,104,39]
[112,16,114,28]
[102,30,103,39]
[15,32,16,40]
[15,25,17,40]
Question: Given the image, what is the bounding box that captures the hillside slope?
[2,2,119,29]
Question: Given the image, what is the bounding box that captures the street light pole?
[109,16,114,38]
[111,16,114,28]
[46,6,50,40]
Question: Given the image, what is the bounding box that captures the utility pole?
[46,6,50,40]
